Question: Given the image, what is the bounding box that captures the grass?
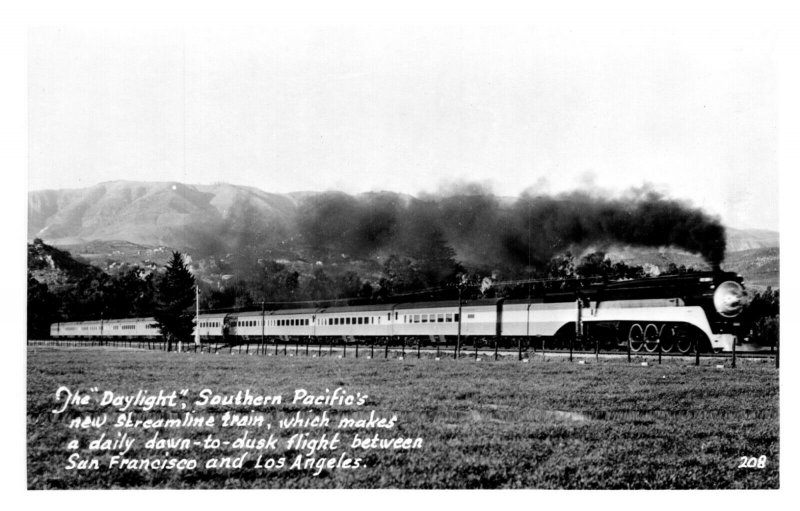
[27,347,779,489]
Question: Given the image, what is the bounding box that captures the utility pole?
[261,301,265,355]
[99,289,105,346]
[194,285,200,346]
[455,284,463,359]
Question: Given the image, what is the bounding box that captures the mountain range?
[28,181,303,253]
[28,181,780,288]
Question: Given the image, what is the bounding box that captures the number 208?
[738,456,767,469]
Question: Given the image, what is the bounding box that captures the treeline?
[741,287,780,347]
[28,261,160,339]
[204,248,465,309]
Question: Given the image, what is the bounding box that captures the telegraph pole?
[261,301,265,355]
[99,289,105,346]
[194,285,200,346]
[455,284,463,359]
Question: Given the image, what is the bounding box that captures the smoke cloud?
[296,186,726,270]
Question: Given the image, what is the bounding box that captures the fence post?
[695,338,700,366]
[776,335,779,369]
[626,335,631,363]
[658,335,662,365]
[732,337,736,368]
[569,335,573,363]
[455,287,462,359]
[595,334,599,362]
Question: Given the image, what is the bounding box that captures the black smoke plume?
[296,186,726,271]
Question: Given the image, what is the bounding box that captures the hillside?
[604,245,779,290]
[27,238,103,288]
[725,228,779,252]
[29,181,780,289]
[720,247,780,289]
[28,181,299,254]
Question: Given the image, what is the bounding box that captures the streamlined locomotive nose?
[713,281,746,317]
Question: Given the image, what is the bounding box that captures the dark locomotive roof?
[504,271,742,305]
[581,270,742,302]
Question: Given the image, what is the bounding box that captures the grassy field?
[27,347,779,489]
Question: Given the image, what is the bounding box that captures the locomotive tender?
[49,271,748,353]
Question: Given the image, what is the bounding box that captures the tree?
[743,287,780,347]
[333,271,366,299]
[306,267,333,301]
[154,252,196,351]
[28,273,57,339]
[547,252,576,279]
[412,229,463,290]
[576,251,612,279]
[105,267,157,318]
[379,255,424,295]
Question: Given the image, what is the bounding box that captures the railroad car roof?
[504,298,546,306]
[384,298,504,310]
[461,298,504,307]
[266,308,320,316]
[393,299,497,310]
[100,318,158,324]
[54,317,156,325]
[229,310,274,318]
[319,304,397,313]
[394,300,459,310]
[220,308,320,317]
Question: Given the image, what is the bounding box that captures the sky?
[28,24,779,231]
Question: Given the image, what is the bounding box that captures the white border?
[5,1,798,508]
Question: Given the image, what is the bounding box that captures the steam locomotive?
[49,271,749,353]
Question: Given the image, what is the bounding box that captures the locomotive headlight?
[713,281,746,317]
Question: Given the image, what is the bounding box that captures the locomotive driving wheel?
[674,326,694,354]
[644,323,660,352]
[659,324,676,353]
[628,323,644,352]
